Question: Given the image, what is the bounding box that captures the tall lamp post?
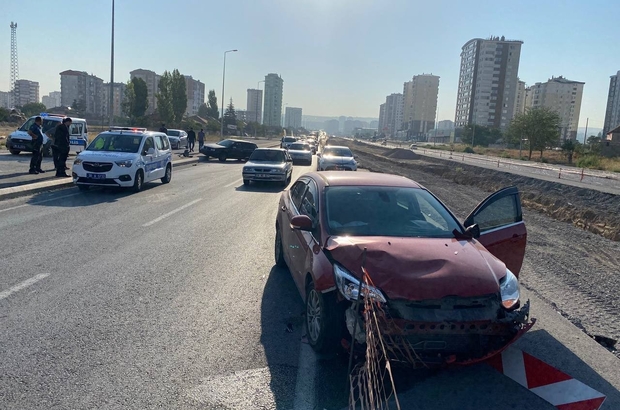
[254,80,264,138]
[220,49,238,140]
[108,0,115,127]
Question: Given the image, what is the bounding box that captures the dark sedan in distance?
[200,139,258,162]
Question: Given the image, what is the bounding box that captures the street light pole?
[255,80,264,138]
[108,0,115,127]
[220,49,237,140]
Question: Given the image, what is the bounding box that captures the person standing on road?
[28,116,45,175]
[198,128,205,150]
[187,127,196,152]
[159,123,168,134]
[52,117,72,177]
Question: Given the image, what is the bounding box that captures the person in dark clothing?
[52,118,72,177]
[159,123,168,134]
[187,128,196,152]
[28,116,45,175]
[198,128,205,150]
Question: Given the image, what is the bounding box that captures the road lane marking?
[0,273,50,301]
[293,339,317,410]
[0,192,81,214]
[142,198,203,227]
[224,178,242,188]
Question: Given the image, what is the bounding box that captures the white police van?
[6,113,89,156]
[72,127,173,192]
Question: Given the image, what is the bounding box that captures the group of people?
[158,123,205,152]
[27,116,72,177]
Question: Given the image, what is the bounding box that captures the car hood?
[288,149,311,155]
[245,160,286,168]
[325,235,506,301]
[76,150,138,162]
[9,130,51,144]
[203,143,223,149]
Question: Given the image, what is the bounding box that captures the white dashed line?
[0,273,51,301]
[142,198,203,227]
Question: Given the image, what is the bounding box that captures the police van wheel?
[161,165,172,184]
[9,150,20,155]
[133,170,144,192]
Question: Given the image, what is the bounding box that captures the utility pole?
[220,49,237,140]
[583,117,589,144]
[254,80,264,138]
[108,0,115,127]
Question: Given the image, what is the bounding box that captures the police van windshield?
[87,134,143,153]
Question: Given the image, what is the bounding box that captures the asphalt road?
[0,155,618,409]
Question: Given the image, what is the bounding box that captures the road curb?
[0,156,202,202]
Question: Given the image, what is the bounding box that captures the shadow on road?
[260,265,305,409]
[236,182,287,193]
[25,183,163,207]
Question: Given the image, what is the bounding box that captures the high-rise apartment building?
[263,73,283,127]
[526,76,584,142]
[0,91,11,108]
[378,103,386,134]
[130,69,161,115]
[184,76,205,117]
[285,107,303,129]
[455,36,523,130]
[14,79,40,107]
[42,91,62,109]
[514,79,526,117]
[102,82,127,119]
[402,74,440,137]
[384,93,403,137]
[246,89,263,123]
[60,70,103,116]
[603,70,620,136]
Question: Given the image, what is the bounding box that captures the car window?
[301,180,319,221]
[160,135,170,150]
[42,119,61,134]
[142,137,155,155]
[290,180,308,211]
[323,147,352,157]
[154,135,164,150]
[19,118,35,131]
[219,139,234,148]
[69,123,83,135]
[325,186,460,238]
[167,130,180,137]
[472,195,519,232]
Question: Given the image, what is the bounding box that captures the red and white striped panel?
[487,347,606,410]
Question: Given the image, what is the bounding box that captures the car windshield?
[283,137,296,142]
[250,150,285,162]
[289,143,310,151]
[325,186,461,238]
[218,139,234,148]
[167,130,180,137]
[86,134,143,153]
[323,147,352,157]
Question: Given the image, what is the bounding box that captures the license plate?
[86,173,106,179]
[256,174,268,178]
[13,144,26,149]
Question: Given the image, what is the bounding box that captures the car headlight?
[243,167,253,172]
[500,269,520,310]
[115,160,133,167]
[73,158,83,165]
[334,264,386,303]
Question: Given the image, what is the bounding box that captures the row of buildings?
[377,36,591,144]
[242,73,303,129]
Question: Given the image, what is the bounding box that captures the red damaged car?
[274,172,533,366]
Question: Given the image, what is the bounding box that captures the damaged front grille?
[388,294,501,323]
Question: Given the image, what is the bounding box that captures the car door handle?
[281,206,287,212]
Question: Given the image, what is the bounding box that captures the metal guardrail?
[348,138,620,192]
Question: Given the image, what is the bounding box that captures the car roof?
[224,138,254,143]
[323,145,351,150]
[98,130,165,137]
[308,171,422,188]
[253,147,286,152]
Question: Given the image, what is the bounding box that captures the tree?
[561,139,578,165]
[506,107,561,160]
[122,77,149,122]
[0,107,10,122]
[170,69,187,123]
[156,71,174,126]
[197,103,209,118]
[20,102,47,117]
[206,90,219,120]
[223,98,237,135]
[461,124,502,147]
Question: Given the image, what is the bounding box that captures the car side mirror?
[147,147,155,156]
[290,215,313,231]
[316,152,322,158]
[465,224,481,239]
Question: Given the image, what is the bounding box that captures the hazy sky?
[1,0,619,128]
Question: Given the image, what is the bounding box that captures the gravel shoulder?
[337,139,620,358]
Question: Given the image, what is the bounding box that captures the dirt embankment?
[344,140,620,242]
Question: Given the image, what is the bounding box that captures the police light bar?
[109,126,147,133]
[39,113,65,118]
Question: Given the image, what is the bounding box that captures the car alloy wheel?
[305,282,340,354]
[307,288,322,343]
[133,170,143,192]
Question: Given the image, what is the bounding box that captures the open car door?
[464,186,527,276]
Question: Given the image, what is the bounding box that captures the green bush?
[464,146,475,154]
[576,154,601,169]
[541,157,548,163]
